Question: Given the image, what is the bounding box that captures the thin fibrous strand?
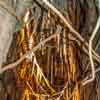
[0,1,21,22]
[42,0,100,63]
[0,33,58,74]
[82,16,100,85]
[35,0,94,62]
[29,0,99,63]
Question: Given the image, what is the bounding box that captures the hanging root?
[82,16,100,86]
